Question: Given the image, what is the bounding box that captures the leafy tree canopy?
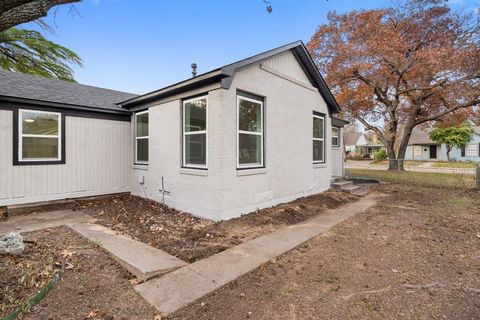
[308,0,480,169]
[0,27,82,82]
[429,124,473,160]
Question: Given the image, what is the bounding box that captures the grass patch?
[444,197,475,207]
[346,168,475,189]
[369,160,423,166]
[432,161,477,169]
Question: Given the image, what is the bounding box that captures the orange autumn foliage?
[308,0,479,169]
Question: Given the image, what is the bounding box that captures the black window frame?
[13,108,66,166]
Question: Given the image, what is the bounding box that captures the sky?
[22,0,479,94]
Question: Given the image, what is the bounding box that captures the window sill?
[133,164,148,170]
[313,163,326,169]
[180,168,208,176]
[237,168,267,176]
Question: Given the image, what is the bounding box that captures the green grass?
[431,161,477,169]
[369,160,423,166]
[347,168,475,189]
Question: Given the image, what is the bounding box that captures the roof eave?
[0,95,131,115]
[118,69,224,108]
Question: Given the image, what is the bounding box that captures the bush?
[373,149,388,160]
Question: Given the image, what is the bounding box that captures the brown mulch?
[170,184,480,320]
[0,226,158,320]
[75,190,359,262]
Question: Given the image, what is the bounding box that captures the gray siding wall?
[0,110,130,205]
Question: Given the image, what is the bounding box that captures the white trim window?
[183,95,208,168]
[332,127,340,147]
[237,95,264,169]
[19,109,61,161]
[135,110,149,164]
[465,144,479,157]
[313,113,325,163]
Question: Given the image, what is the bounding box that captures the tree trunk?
[446,146,452,161]
[386,143,399,170]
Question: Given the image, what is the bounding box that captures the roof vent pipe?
[191,63,197,78]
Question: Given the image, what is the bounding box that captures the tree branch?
[0,0,80,32]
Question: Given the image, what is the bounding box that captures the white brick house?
[0,41,347,220]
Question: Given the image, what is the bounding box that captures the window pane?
[22,137,58,159]
[313,117,324,139]
[313,139,324,162]
[136,138,148,162]
[22,111,58,135]
[239,133,261,165]
[185,133,206,165]
[185,98,207,132]
[239,98,262,132]
[332,127,338,137]
[332,137,339,146]
[136,112,148,137]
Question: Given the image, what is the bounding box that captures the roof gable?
[119,41,341,113]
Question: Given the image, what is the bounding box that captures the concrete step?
[7,200,76,217]
[332,181,353,189]
[341,184,367,196]
[332,176,347,183]
[67,222,187,281]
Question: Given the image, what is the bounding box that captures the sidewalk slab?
[136,193,380,315]
[0,210,89,236]
[67,222,187,281]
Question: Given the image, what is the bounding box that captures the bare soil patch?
[0,226,157,320]
[171,184,480,320]
[75,190,358,262]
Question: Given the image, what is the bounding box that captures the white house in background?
[0,41,347,220]
[344,131,385,158]
[404,126,480,162]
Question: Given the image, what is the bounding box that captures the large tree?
[308,0,480,170]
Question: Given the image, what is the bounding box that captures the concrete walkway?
[135,193,380,316]
[0,210,186,281]
[67,222,186,280]
[0,209,89,235]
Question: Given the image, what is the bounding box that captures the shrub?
[373,149,388,160]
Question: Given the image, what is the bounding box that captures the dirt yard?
[75,190,358,262]
[171,184,480,320]
[0,226,157,320]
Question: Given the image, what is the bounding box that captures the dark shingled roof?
[0,70,138,114]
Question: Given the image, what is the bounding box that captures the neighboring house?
[0,41,348,221]
[405,126,480,162]
[344,131,385,158]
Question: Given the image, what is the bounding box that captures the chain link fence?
[346,159,479,190]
